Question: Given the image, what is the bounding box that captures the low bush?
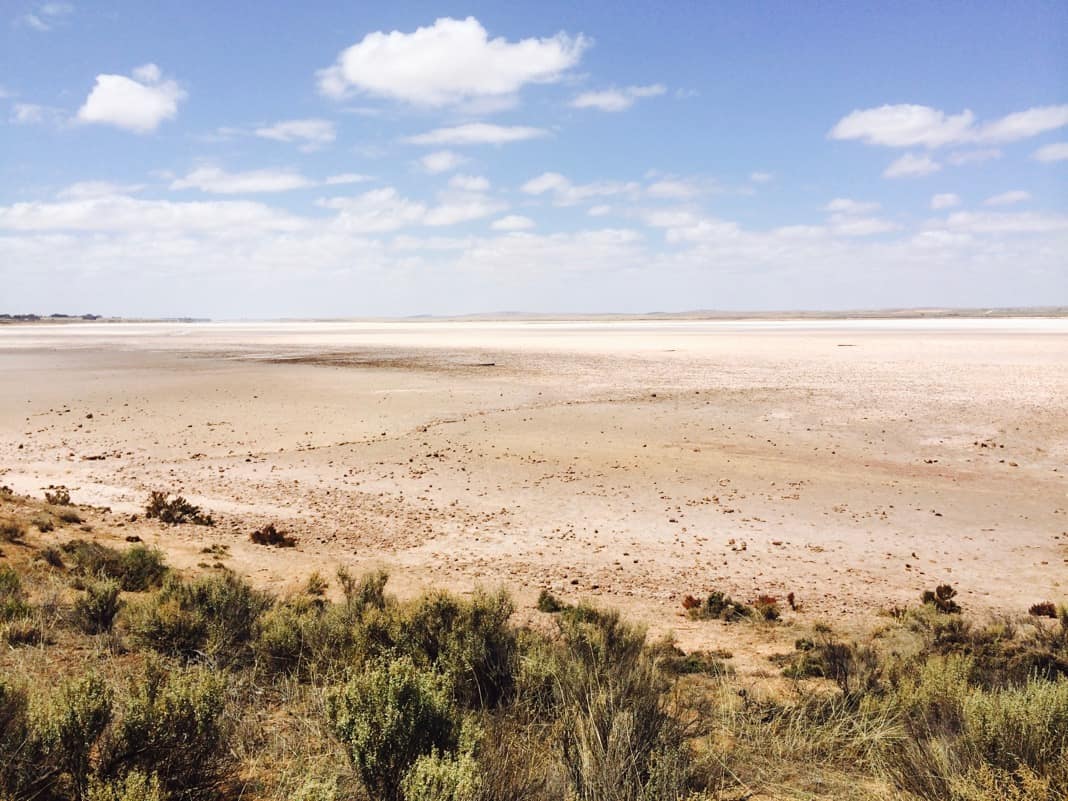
[62,540,168,591]
[685,590,752,622]
[129,572,272,665]
[922,583,962,614]
[73,578,122,635]
[536,589,565,613]
[326,657,459,801]
[1030,602,1057,618]
[33,515,55,533]
[101,661,230,800]
[145,491,214,526]
[752,594,782,622]
[44,486,72,506]
[250,523,297,547]
[0,517,26,543]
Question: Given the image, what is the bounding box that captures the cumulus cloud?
[1033,142,1068,163]
[569,84,666,112]
[317,17,588,106]
[521,172,638,206]
[930,193,960,210]
[983,190,1030,207]
[883,152,941,178]
[830,103,1068,149]
[77,64,185,133]
[821,198,898,236]
[491,215,535,231]
[420,150,467,173]
[406,123,548,146]
[254,118,336,151]
[943,210,1068,234]
[324,173,372,185]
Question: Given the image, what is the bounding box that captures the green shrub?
[402,589,518,709]
[129,572,271,665]
[33,514,55,533]
[101,661,229,800]
[36,673,114,800]
[0,565,32,622]
[401,748,482,801]
[0,680,38,798]
[62,540,168,591]
[87,771,165,801]
[145,492,214,526]
[74,578,122,634]
[338,567,389,613]
[536,589,565,613]
[554,604,690,801]
[326,657,459,801]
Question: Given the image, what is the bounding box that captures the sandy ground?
[1,319,1065,655]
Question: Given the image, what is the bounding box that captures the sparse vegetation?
[144,491,214,526]
[250,523,298,547]
[0,488,1065,801]
[44,485,72,506]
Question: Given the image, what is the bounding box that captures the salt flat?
[1,319,1065,647]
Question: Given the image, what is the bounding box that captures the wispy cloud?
[19,2,73,32]
[569,84,666,112]
[406,123,549,146]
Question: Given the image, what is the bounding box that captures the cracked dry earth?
[1,319,1065,663]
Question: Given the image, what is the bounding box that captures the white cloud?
[424,193,505,226]
[317,16,588,106]
[448,174,490,192]
[569,84,666,112]
[930,193,960,210]
[491,215,535,231]
[20,2,73,31]
[943,210,1068,234]
[646,179,702,199]
[0,195,305,233]
[978,106,1068,143]
[749,171,774,183]
[11,103,64,126]
[57,181,144,200]
[171,166,314,194]
[883,152,941,178]
[947,148,1001,165]
[830,103,1068,149]
[420,150,467,173]
[1033,142,1068,163]
[406,123,548,146]
[77,64,185,133]
[254,118,336,151]
[324,173,372,185]
[319,188,427,233]
[521,172,638,206]
[983,190,1030,207]
[587,205,612,217]
[830,216,900,237]
[824,198,880,214]
[830,104,975,148]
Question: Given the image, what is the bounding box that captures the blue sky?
[1,1,1066,317]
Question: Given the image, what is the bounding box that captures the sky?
[1,1,1066,318]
